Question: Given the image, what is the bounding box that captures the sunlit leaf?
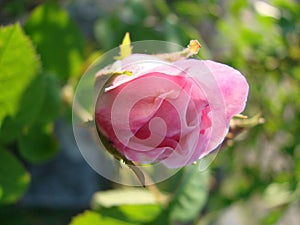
[92,188,167,208]
[118,204,161,223]
[0,23,40,127]
[91,188,163,224]
[69,210,138,225]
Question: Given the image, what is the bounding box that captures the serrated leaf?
[0,23,40,127]
[24,2,84,81]
[0,148,30,204]
[18,125,58,163]
[69,210,138,225]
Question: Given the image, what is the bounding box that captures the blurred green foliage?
[0,0,299,224]
[24,2,84,81]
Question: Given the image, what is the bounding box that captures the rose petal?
[202,60,249,123]
[173,59,228,154]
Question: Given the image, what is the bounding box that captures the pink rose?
[95,54,248,168]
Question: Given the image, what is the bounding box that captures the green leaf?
[18,125,59,163]
[0,148,30,204]
[169,167,209,222]
[0,23,40,127]
[118,204,162,223]
[24,2,84,81]
[159,166,210,223]
[91,189,163,224]
[0,116,22,144]
[69,210,138,225]
[0,72,61,144]
[94,204,162,224]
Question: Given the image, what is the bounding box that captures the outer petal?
[173,59,248,156]
[173,59,227,154]
[202,60,249,123]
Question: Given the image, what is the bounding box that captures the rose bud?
[94,53,248,168]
